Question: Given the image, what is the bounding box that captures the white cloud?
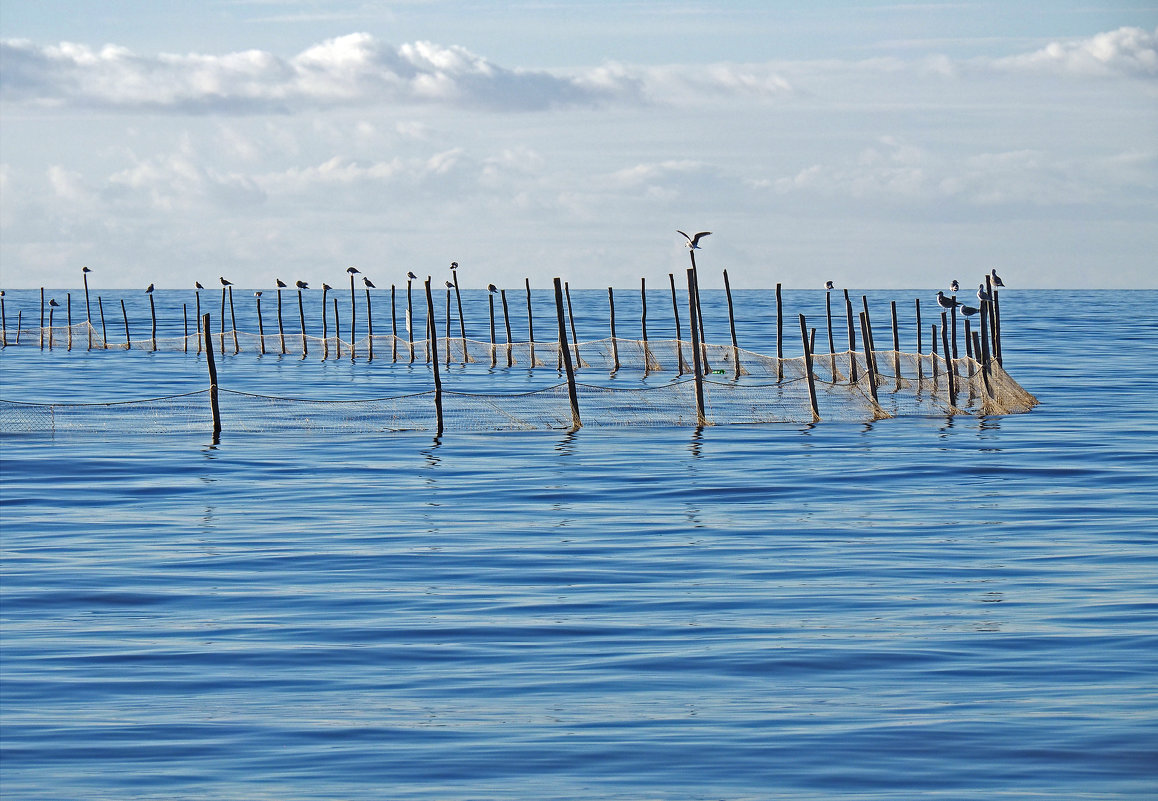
[989,26,1158,78]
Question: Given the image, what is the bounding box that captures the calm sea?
[1,288,1156,800]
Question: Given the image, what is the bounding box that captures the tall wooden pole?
[321,284,330,360]
[276,288,286,355]
[799,314,820,422]
[724,269,740,378]
[941,312,956,408]
[775,282,784,381]
[149,293,157,352]
[843,289,858,383]
[228,286,238,354]
[859,311,879,407]
[608,287,620,372]
[366,287,375,363]
[349,272,357,360]
[501,288,513,367]
[686,269,707,427]
[669,273,688,374]
[297,289,307,356]
[83,269,92,350]
[67,293,73,350]
[256,294,266,354]
[554,277,581,430]
[98,297,107,349]
[424,278,443,436]
[525,278,536,367]
[565,281,581,367]
[488,292,497,368]
[406,278,415,363]
[121,299,131,350]
[202,313,221,437]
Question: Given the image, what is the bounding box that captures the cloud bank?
[3,27,1151,115]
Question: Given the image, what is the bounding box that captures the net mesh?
[2,323,1037,434]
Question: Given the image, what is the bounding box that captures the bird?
[363,277,376,288]
[961,305,979,317]
[321,283,332,292]
[936,291,959,309]
[220,276,232,286]
[82,266,91,273]
[977,284,992,302]
[677,230,711,249]
[445,281,454,289]
[49,298,60,307]
[950,279,960,292]
[407,271,417,280]
[347,266,359,275]
[145,283,154,294]
[825,280,835,290]
[276,278,287,288]
[991,269,1005,288]
[254,291,262,298]
[195,281,204,289]
[296,280,309,289]
[450,262,458,270]
[488,283,498,293]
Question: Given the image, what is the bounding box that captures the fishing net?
[1,322,1037,433]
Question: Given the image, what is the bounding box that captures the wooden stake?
[366,288,374,363]
[444,285,452,366]
[525,278,536,367]
[826,289,837,381]
[406,278,415,363]
[48,303,54,350]
[800,314,820,422]
[98,297,107,349]
[973,329,993,400]
[121,298,131,350]
[1,292,6,347]
[669,273,688,374]
[15,310,22,345]
[349,273,357,361]
[724,269,740,378]
[501,289,513,367]
[890,299,901,383]
[452,271,466,359]
[608,287,620,372]
[565,280,581,367]
[390,284,399,363]
[554,277,581,429]
[859,311,878,407]
[40,288,45,349]
[686,268,707,426]
[488,292,497,367]
[202,313,221,437]
[424,278,443,435]
[992,285,1003,366]
[297,289,308,356]
[843,289,858,383]
[915,296,923,382]
[931,323,939,384]
[228,286,238,354]
[940,312,955,408]
[67,293,73,350]
[183,303,189,352]
[276,288,286,355]
[83,269,92,350]
[321,285,330,360]
[149,293,157,352]
[219,288,226,356]
[333,296,341,359]
[256,294,266,354]
[775,282,784,381]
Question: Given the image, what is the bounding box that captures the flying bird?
[825,280,835,290]
[488,283,498,293]
[276,278,287,288]
[363,277,376,288]
[220,276,232,286]
[977,284,992,302]
[407,271,417,280]
[677,230,711,249]
[961,305,979,317]
[347,266,360,274]
[195,281,204,289]
[936,291,959,309]
[296,280,309,290]
[145,283,154,294]
[950,280,960,292]
[990,269,1005,288]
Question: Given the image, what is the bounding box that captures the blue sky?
[1,1,1156,290]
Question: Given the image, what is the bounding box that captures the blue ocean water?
[1,288,1156,800]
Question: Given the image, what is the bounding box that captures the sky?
[1,1,1156,291]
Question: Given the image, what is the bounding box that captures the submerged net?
[1,323,1037,433]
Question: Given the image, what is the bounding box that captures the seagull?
[991,269,1005,288]
[49,298,60,307]
[407,271,417,280]
[347,266,360,275]
[825,280,835,290]
[195,281,204,289]
[445,281,454,289]
[487,283,498,293]
[220,276,232,286]
[145,283,154,294]
[961,305,979,317]
[363,277,376,288]
[936,291,959,309]
[977,284,992,302]
[677,230,711,249]
[322,283,332,292]
[450,262,458,270]
[254,291,262,298]
[276,278,287,288]
[950,279,960,292]
[296,280,309,290]
[82,266,91,273]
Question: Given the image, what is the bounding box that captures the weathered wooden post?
[121,299,131,350]
[228,286,239,354]
[964,318,973,360]
[321,284,330,360]
[201,313,221,437]
[608,287,620,372]
[669,273,688,374]
[890,300,901,385]
[275,287,285,355]
[444,284,452,366]
[973,329,993,400]
[640,277,651,372]
[48,299,55,350]
[15,310,22,345]
[256,292,266,354]
[949,302,959,364]
[565,281,581,367]
[724,269,740,378]
[67,293,73,350]
[799,314,820,422]
[424,278,443,436]
[297,288,308,357]
[915,297,923,382]
[859,311,879,407]
[366,285,375,363]
[686,268,707,427]
[83,267,93,350]
[1,291,6,347]
[333,296,342,359]
[406,276,415,363]
[39,288,45,349]
[452,268,466,360]
[183,303,189,353]
[553,277,581,429]
[525,278,536,367]
[149,292,157,352]
[98,297,108,349]
[843,289,858,383]
[940,312,956,408]
[861,295,878,377]
[931,323,939,384]
[992,283,1003,366]
[501,289,513,367]
[775,282,784,381]
[391,285,399,363]
[219,287,227,356]
[826,288,837,381]
[348,269,357,361]
[488,290,497,368]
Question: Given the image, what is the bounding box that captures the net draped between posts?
[1,328,1038,434]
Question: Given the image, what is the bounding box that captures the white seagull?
[677,230,711,249]
[990,269,1005,288]
[936,291,959,309]
[977,284,992,302]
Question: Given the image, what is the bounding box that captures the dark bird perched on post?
[254,291,262,297]
[347,267,359,275]
[936,291,959,309]
[450,262,458,271]
[445,281,454,289]
[950,279,960,292]
[83,266,91,273]
[363,277,376,288]
[50,298,60,307]
[322,283,332,291]
[677,230,711,249]
[961,305,979,317]
[195,281,204,289]
[220,276,232,286]
[990,269,1005,288]
[488,284,498,293]
[408,271,417,280]
[977,284,992,302]
[825,280,834,290]
[276,278,287,288]
[296,280,309,289]
[145,283,154,293]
